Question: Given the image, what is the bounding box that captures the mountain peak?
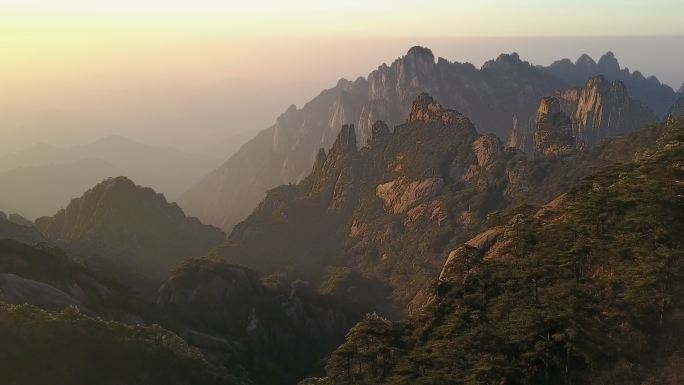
[678,83,684,94]
[598,51,620,73]
[407,93,470,129]
[406,46,434,60]
[481,52,525,71]
[575,53,597,67]
[330,124,357,154]
[35,177,225,285]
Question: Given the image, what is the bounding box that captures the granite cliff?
[180,49,675,234]
[527,76,658,155]
[210,94,668,317]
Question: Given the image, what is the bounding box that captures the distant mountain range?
[0,159,123,219]
[180,47,680,233]
[0,135,219,219]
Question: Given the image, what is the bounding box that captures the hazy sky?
[1,0,683,155]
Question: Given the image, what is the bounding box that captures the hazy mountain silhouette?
[0,159,123,219]
[0,135,219,206]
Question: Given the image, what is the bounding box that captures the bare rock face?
[472,134,504,167]
[573,76,647,144]
[534,97,576,156]
[544,52,678,118]
[505,115,529,152]
[407,93,474,129]
[376,177,444,214]
[178,47,568,233]
[533,76,658,155]
[310,124,360,213]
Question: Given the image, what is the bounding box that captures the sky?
[1,0,683,155]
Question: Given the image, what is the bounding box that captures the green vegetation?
[0,303,237,385]
[35,176,225,295]
[310,120,684,384]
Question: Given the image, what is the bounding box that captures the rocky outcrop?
[534,97,576,156]
[376,177,444,214]
[367,120,390,146]
[178,47,571,233]
[543,51,678,117]
[35,177,225,291]
[408,93,472,129]
[532,76,658,155]
[180,48,677,235]
[472,135,504,167]
[572,76,657,145]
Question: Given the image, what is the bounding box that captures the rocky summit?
[208,93,671,319]
[516,75,658,155]
[179,48,677,235]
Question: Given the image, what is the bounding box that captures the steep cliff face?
[209,94,666,318]
[530,76,658,155]
[572,76,657,145]
[533,97,576,156]
[35,177,225,291]
[179,47,570,233]
[180,49,674,234]
[214,94,498,311]
[543,51,678,117]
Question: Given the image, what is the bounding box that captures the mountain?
[0,158,123,220]
[0,303,237,385]
[35,176,225,294]
[180,48,674,233]
[0,212,45,244]
[0,135,218,211]
[543,51,678,117]
[527,76,658,155]
[308,117,684,385]
[0,235,347,385]
[0,239,147,319]
[158,256,357,385]
[209,94,668,316]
